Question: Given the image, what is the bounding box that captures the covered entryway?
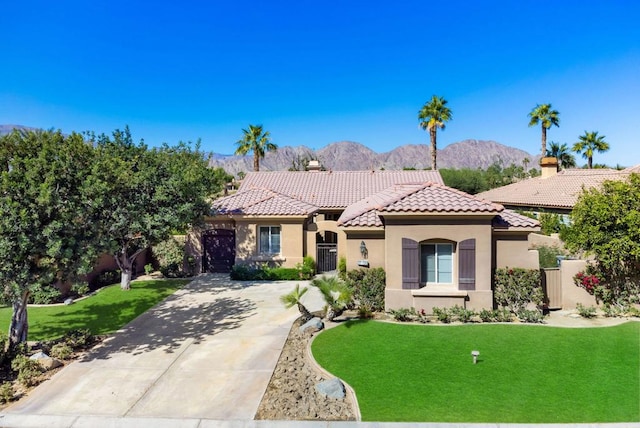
[316,231,338,273]
[202,229,235,273]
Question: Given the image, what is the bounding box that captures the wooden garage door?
[202,229,235,273]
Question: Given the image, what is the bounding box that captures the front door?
[317,243,337,273]
[202,229,236,273]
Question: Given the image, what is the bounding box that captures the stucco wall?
[560,259,597,308]
[383,217,495,311]
[343,231,385,271]
[494,234,540,270]
[234,218,306,268]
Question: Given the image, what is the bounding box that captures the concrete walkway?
[2,274,324,422]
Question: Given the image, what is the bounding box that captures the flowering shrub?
[494,268,543,314]
[574,271,600,294]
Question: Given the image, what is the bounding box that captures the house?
[476,157,638,219]
[194,166,540,312]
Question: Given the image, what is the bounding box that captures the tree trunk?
[588,156,593,169]
[254,154,260,172]
[297,302,313,321]
[9,291,29,348]
[114,246,145,290]
[541,126,547,157]
[430,127,438,171]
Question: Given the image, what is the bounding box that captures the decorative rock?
[315,377,346,399]
[39,357,63,371]
[64,298,74,305]
[29,351,49,361]
[298,317,324,334]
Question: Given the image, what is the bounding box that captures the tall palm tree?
[528,103,560,157]
[546,141,577,169]
[235,124,277,172]
[418,96,452,171]
[572,131,609,169]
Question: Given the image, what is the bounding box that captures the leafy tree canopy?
[561,174,640,307]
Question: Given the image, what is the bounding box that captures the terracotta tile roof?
[476,168,630,209]
[493,209,540,229]
[622,164,640,174]
[212,188,318,216]
[238,170,444,208]
[338,183,504,227]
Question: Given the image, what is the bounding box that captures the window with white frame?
[259,226,281,255]
[420,243,453,284]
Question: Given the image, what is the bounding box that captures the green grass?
[0,279,190,341]
[311,320,640,423]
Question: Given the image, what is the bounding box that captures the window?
[421,243,453,284]
[259,226,281,254]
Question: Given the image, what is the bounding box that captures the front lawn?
[0,279,190,341]
[311,320,640,423]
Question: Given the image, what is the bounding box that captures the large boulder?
[29,351,63,371]
[299,317,324,334]
[315,377,346,399]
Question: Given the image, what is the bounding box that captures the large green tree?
[88,127,228,290]
[572,131,609,169]
[561,174,640,307]
[546,141,577,169]
[418,96,452,171]
[235,124,277,172]
[0,130,99,347]
[528,103,560,157]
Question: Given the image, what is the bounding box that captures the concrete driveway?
[3,274,324,420]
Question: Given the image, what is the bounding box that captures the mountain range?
[209,140,541,175]
[0,125,539,174]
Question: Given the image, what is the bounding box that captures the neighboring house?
[476,157,639,219]
[196,165,539,311]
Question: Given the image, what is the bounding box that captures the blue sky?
[2,1,639,166]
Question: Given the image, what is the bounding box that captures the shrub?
[576,303,597,318]
[389,307,417,322]
[627,306,640,318]
[495,308,513,323]
[71,282,90,296]
[539,212,567,235]
[28,283,62,304]
[478,308,494,322]
[517,308,544,323]
[153,237,186,278]
[265,267,302,280]
[357,306,374,319]
[450,305,476,323]
[230,261,314,281]
[0,382,14,403]
[338,257,347,280]
[312,276,352,321]
[298,256,315,279]
[602,303,623,318]
[11,355,43,387]
[63,329,93,349]
[432,307,451,323]
[536,245,567,268]
[144,264,154,275]
[344,268,386,313]
[50,343,73,360]
[95,269,121,288]
[494,268,543,314]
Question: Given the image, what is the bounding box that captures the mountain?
[0,124,41,136]
[209,139,540,176]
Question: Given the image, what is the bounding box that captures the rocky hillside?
[209,139,540,176]
[0,124,40,135]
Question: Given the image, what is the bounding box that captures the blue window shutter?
[402,238,419,289]
[458,238,476,290]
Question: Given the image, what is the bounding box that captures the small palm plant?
[280,284,313,321]
[312,276,353,321]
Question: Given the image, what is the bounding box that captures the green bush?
[50,343,73,360]
[494,268,543,314]
[144,263,154,275]
[479,308,494,322]
[11,355,43,387]
[432,307,452,323]
[95,269,121,288]
[450,305,476,323]
[517,309,545,323]
[576,303,597,318]
[536,245,567,268]
[71,282,90,296]
[495,308,513,322]
[153,237,187,278]
[63,329,93,349]
[539,212,567,235]
[0,382,14,403]
[230,260,315,281]
[28,283,62,304]
[389,307,417,322]
[298,256,315,279]
[338,257,347,280]
[345,268,386,313]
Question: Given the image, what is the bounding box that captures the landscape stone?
[315,377,346,399]
[29,351,49,361]
[39,357,63,371]
[64,298,74,305]
[298,317,324,334]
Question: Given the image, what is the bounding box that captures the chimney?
[307,160,322,172]
[540,157,559,178]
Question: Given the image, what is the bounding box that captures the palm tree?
[311,275,352,321]
[528,103,560,157]
[234,124,277,172]
[418,96,452,171]
[546,141,577,169]
[572,131,609,169]
[280,284,313,321]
